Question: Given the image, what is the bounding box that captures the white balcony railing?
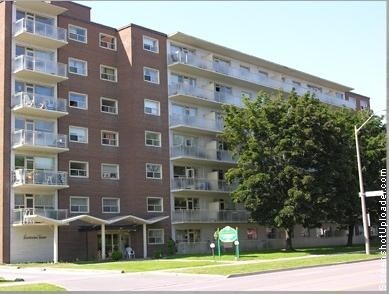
[14,55,67,78]
[11,92,67,113]
[13,18,67,42]
[171,177,236,193]
[171,145,235,163]
[170,113,224,132]
[168,52,356,109]
[172,209,250,223]
[12,169,68,186]
[168,83,244,107]
[13,208,68,225]
[12,130,68,149]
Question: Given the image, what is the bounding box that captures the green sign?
[218,226,238,242]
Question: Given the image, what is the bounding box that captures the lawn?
[0,283,65,291]
[177,252,380,276]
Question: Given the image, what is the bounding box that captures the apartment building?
[0,1,171,263]
[166,33,369,254]
[0,1,370,263]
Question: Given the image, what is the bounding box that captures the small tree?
[222,91,341,250]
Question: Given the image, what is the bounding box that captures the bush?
[167,239,176,256]
[153,250,163,259]
[111,251,122,261]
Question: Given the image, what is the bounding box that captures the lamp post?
[354,113,374,255]
[210,242,216,262]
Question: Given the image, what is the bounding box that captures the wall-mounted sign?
[23,234,47,240]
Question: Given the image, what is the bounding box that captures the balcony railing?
[13,208,68,225]
[171,177,236,193]
[11,92,67,113]
[12,130,68,149]
[14,55,67,78]
[170,113,224,132]
[13,18,67,42]
[12,169,68,186]
[172,209,250,223]
[171,145,235,163]
[168,83,244,107]
[168,52,356,109]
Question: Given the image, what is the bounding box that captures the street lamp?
[210,242,216,261]
[354,113,374,255]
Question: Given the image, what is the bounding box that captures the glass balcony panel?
[12,130,68,149]
[14,18,67,42]
[12,169,68,186]
[11,92,67,113]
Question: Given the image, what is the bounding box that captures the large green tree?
[221,91,343,250]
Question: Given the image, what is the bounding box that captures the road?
[0,259,385,291]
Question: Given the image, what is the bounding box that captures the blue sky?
[77,1,386,114]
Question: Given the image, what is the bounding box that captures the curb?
[226,257,381,278]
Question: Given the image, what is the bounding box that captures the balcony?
[13,55,68,84]
[12,169,69,192]
[11,92,68,118]
[13,18,67,49]
[172,209,251,224]
[168,52,356,110]
[168,83,243,108]
[12,130,68,154]
[13,208,68,225]
[171,177,236,194]
[15,1,68,16]
[171,145,236,166]
[170,113,224,135]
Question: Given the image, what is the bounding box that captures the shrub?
[167,239,176,256]
[111,250,122,261]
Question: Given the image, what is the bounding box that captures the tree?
[221,91,343,250]
[328,108,386,246]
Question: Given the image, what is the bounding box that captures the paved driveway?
[0,259,385,291]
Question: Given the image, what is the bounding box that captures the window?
[102,198,120,213]
[101,130,119,146]
[292,80,301,87]
[143,36,159,53]
[335,92,344,99]
[147,197,163,212]
[68,58,87,76]
[69,161,88,178]
[247,228,258,240]
[144,99,160,116]
[101,97,118,114]
[68,25,87,43]
[100,65,117,82]
[145,131,161,147]
[101,164,119,180]
[240,65,250,74]
[70,197,89,213]
[307,84,322,93]
[69,92,87,109]
[148,229,164,244]
[69,126,88,143]
[258,70,268,78]
[143,67,159,84]
[146,163,162,179]
[99,33,117,50]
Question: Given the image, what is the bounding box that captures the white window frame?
[146,163,162,180]
[145,131,161,147]
[144,99,160,116]
[69,160,89,178]
[102,197,120,214]
[70,196,89,213]
[100,97,118,115]
[147,197,163,213]
[100,64,118,82]
[68,57,88,76]
[143,67,160,84]
[99,33,117,51]
[148,228,164,245]
[101,163,120,180]
[69,126,88,144]
[101,130,119,147]
[68,24,87,43]
[143,35,159,53]
[68,91,88,110]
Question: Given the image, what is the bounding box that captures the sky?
[77,1,386,114]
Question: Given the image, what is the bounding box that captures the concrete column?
[143,223,147,258]
[53,224,58,263]
[101,224,106,260]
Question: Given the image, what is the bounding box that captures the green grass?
[0,283,65,291]
[18,260,217,272]
[178,252,380,275]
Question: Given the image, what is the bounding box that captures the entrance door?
[25,120,34,145]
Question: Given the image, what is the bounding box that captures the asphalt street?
[0,259,385,291]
